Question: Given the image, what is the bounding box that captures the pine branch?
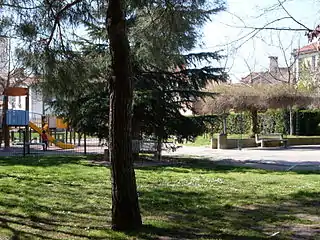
[46,0,83,47]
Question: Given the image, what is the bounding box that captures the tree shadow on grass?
[137,157,320,174]
[0,213,110,240]
[0,187,112,240]
[1,187,318,240]
[0,155,86,167]
[133,189,320,240]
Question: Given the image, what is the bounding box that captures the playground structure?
[1,87,75,151]
[0,87,174,157]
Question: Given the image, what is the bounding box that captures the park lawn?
[0,156,319,239]
[183,135,212,146]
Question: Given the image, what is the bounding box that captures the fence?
[0,111,108,157]
[0,134,107,157]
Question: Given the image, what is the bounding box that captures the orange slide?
[29,121,75,149]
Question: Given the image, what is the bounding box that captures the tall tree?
[106,0,142,230]
[0,0,227,231]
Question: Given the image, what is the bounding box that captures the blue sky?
[197,0,320,82]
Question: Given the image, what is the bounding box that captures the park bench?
[162,141,182,152]
[132,140,158,155]
[132,139,181,155]
[13,138,46,151]
[255,133,288,148]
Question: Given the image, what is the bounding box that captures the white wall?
[295,52,320,81]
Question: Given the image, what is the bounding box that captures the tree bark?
[250,109,258,138]
[132,117,141,162]
[77,132,82,146]
[3,95,9,148]
[289,106,294,135]
[106,0,142,231]
[222,114,227,134]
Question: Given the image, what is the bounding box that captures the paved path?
[162,145,320,171]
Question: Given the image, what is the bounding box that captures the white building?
[293,42,320,81]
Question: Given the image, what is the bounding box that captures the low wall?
[288,137,320,145]
[212,136,320,149]
[211,138,218,149]
[213,135,256,149]
[217,138,256,149]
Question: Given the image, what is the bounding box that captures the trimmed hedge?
[202,109,320,136]
[296,110,320,136]
[258,109,289,134]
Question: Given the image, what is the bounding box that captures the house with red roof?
[240,56,293,84]
[292,42,320,81]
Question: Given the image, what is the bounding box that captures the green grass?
[183,135,212,146]
[0,156,319,239]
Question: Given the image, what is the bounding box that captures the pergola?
[195,83,313,137]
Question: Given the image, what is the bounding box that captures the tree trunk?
[154,124,164,161]
[132,117,141,162]
[155,135,162,161]
[250,109,258,138]
[77,132,82,146]
[289,106,294,135]
[3,95,9,148]
[222,114,227,134]
[106,0,142,231]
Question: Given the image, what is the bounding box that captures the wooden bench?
[162,141,181,152]
[132,140,158,154]
[255,133,288,148]
[131,140,182,161]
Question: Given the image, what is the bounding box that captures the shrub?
[258,109,289,134]
[205,109,320,136]
[296,110,320,136]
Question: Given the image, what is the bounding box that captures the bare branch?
[0,3,41,10]
[227,26,307,32]
[277,0,311,31]
[216,17,295,50]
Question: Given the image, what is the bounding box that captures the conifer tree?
[0,0,227,230]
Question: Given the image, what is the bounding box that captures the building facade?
[241,56,292,84]
[293,42,320,83]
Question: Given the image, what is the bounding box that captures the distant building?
[292,42,320,81]
[241,56,293,84]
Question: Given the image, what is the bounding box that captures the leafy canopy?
[0,0,227,138]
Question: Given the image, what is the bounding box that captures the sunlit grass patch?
[0,156,319,239]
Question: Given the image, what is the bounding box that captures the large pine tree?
[0,0,227,230]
